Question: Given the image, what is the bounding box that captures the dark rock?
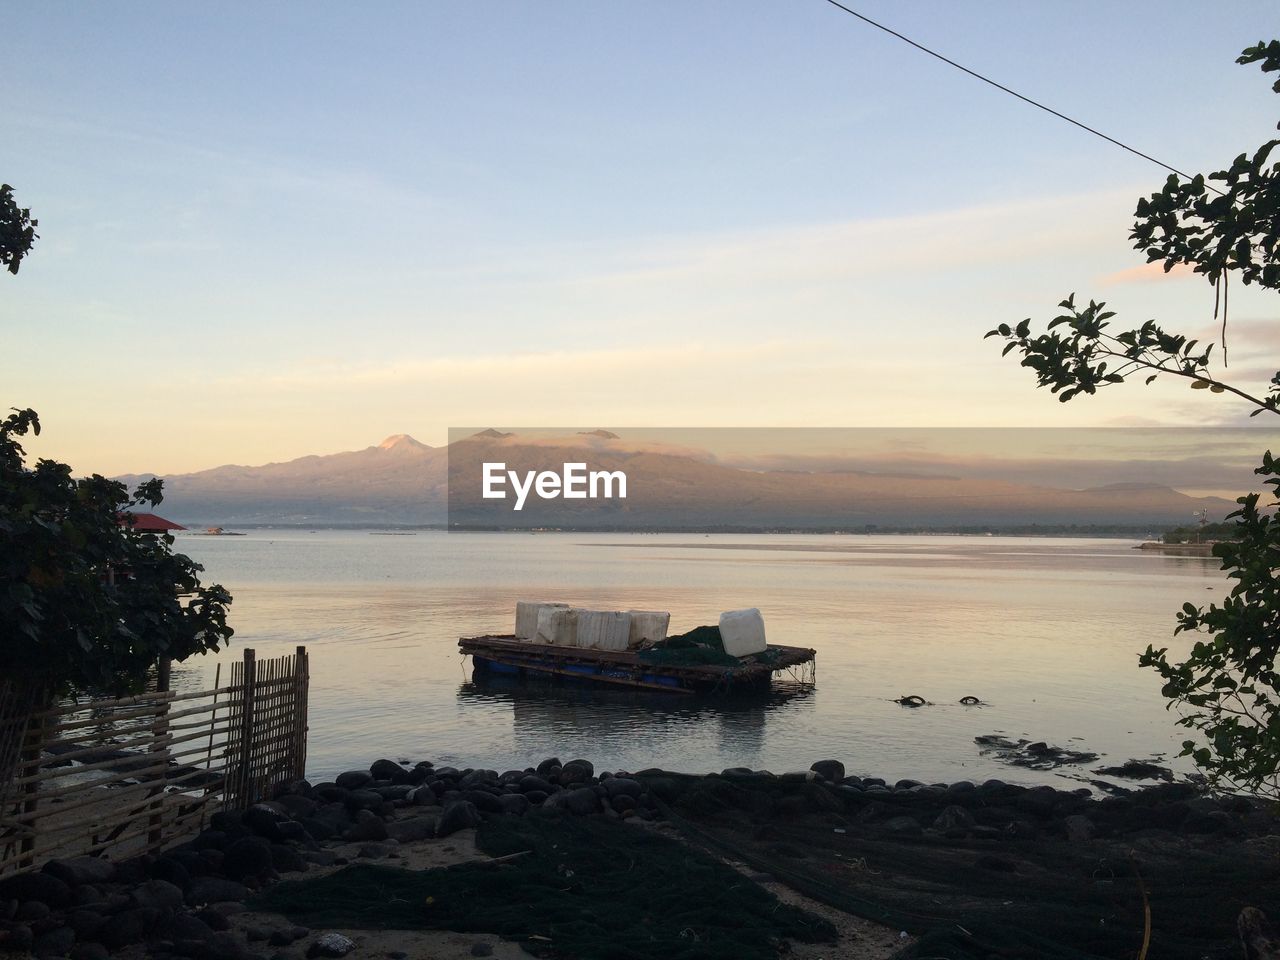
[0,872,72,908]
[374,784,414,801]
[602,778,643,800]
[978,778,1017,798]
[32,925,76,958]
[69,887,102,909]
[208,810,245,833]
[276,820,315,845]
[16,900,50,922]
[344,789,386,813]
[190,931,254,960]
[801,783,843,813]
[69,943,110,960]
[1015,786,1059,818]
[270,844,308,873]
[192,830,227,852]
[67,909,106,940]
[1094,760,1174,782]
[302,850,339,867]
[462,790,504,814]
[561,787,601,816]
[536,757,562,777]
[148,856,193,891]
[471,943,494,957]
[182,871,241,907]
[810,760,845,782]
[101,907,159,950]
[313,784,349,804]
[410,786,438,807]
[130,878,184,912]
[357,842,394,859]
[245,802,293,841]
[223,836,274,881]
[301,818,337,841]
[436,800,482,837]
[611,794,636,814]
[44,857,117,888]
[560,759,594,785]
[498,794,530,817]
[1063,814,1096,842]
[1185,809,1239,836]
[156,912,216,943]
[195,907,230,932]
[387,815,437,842]
[1,923,34,952]
[933,806,976,831]
[344,809,389,842]
[275,794,319,820]
[307,931,357,957]
[370,758,406,781]
[524,790,549,805]
[273,778,314,799]
[519,775,554,795]
[893,779,922,792]
[335,770,374,790]
[460,769,498,789]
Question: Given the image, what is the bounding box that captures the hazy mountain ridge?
[119,431,1237,531]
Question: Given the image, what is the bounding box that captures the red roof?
[120,512,187,532]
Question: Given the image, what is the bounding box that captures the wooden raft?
[459,635,816,694]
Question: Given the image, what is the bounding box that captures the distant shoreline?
[1135,541,1222,556]
[171,523,1164,538]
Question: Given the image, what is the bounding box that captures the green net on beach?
[644,771,1280,960]
[253,812,836,960]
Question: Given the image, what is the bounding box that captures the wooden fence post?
[237,649,257,807]
[17,709,47,870]
[148,661,173,848]
[294,646,309,780]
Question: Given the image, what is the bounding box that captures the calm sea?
[171,531,1222,790]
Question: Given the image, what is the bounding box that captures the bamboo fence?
[0,645,309,877]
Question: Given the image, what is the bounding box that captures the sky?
[5,1,1280,475]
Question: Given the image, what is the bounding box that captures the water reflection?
[459,672,812,769]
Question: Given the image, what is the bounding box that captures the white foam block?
[627,611,670,649]
[516,601,568,639]
[718,608,767,657]
[535,607,578,646]
[574,610,632,651]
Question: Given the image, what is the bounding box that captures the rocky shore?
[0,756,1272,960]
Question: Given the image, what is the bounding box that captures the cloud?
[1098,261,1195,285]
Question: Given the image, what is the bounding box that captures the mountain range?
[118,431,1237,532]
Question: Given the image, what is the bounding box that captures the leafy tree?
[2,185,232,693]
[0,184,38,275]
[0,409,234,693]
[987,40,1280,797]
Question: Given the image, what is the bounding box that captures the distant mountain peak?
[378,434,428,450]
[578,429,620,439]
[472,428,513,439]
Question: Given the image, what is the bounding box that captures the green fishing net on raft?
[637,625,784,668]
[253,811,836,960]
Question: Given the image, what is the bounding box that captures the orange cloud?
[1098,260,1195,285]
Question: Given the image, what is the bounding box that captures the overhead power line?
[820,0,1223,193]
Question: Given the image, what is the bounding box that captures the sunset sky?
[6,2,1280,475]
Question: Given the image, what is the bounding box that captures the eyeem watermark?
[482,462,627,511]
